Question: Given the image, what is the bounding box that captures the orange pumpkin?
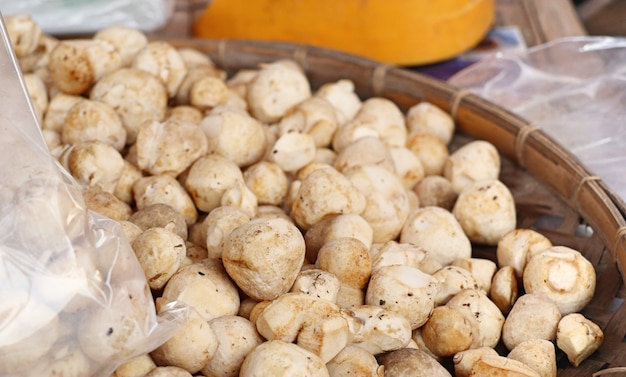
[193,0,495,65]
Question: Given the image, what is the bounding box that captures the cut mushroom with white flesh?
[523,246,596,315]
[255,293,350,362]
[432,265,479,306]
[556,313,604,367]
[349,304,412,355]
[453,347,499,377]
[314,79,362,125]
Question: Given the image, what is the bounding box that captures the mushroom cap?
[443,139,500,194]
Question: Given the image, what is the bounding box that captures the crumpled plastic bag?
[0,0,174,35]
[449,36,626,203]
[0,17,184,377]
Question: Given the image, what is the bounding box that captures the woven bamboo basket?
[170,38,626,376]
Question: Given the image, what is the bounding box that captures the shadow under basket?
[171,38,626,376]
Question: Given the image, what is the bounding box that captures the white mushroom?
[132,41,188,98]
[432,265,479,306]
[278,96,339,148]
[314,79,362,125]
[350,305,413,355]
[452,179,516,246]
[201,315,265,377]
[497,228,553,279]
[184,154,244,213]
[489,266,518,314]
[501,293,562,351]
[422,305,473,357]
[406,132,450,176]
[443,140,501,194]
[239,340,330,377]
[326,345,381,377]
[290,268,341,303]
[222,217,306,301]
[556,313,604,367]
[131,227,186,290]
[61,99,126,151]
[406,101,455,145]
[508,339,557,377]
[413,175,458,211]
[203,205,250,259]
[453,347,499,377]
[246,59,311,123]
[93,25,148,67]
[446,289,505,349]
[365,264,437,329]
[370,240,442,275]
[133,174,198,225]
[400,206,472,266]
[523,246,596,315]
[255,293,350,362]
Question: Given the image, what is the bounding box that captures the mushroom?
[314,79,362,125]
[497,228,553,279]
[150,308,218,374]
[452,179,516,246]
[128,203,188,241]
[5,14,42,57]
[135,118,208,176]
[222,217,306,301]
[508,339,557,377]
[468,355,541,377]
[61,99,126,151]
[290,166,366,230]
[226,68,258,99]
[400,206,472,267]
[145,366,193,377]
[278,96,339,148]
[93,25,148,67]
[349,305,413,355]
[315,237,372,290]
[421,305,473,357]
[370,240,442,275]
[239,340,330,377]
[200,110,267,167]
[344,163,410,243]
[451,257,498,293]
[523,246,596,314]
[446,289,505,349]
[113,160,143,205]
[201,315,265,377]
[556,313,604,367]
[333,136,396,173]
[351,97,407,148]
[48,39,123,94]
[406,101,455,145]
[326,345,381,377]
[290,268,341,303]
[43,92,85,132]
[90,67,168,144]
[365,264,438,329]
[406,131,450,176]
[62,140,125,193]
[132,41,188,98]
[156,258,240,321]
[389,146,426,189]
[244,161,289,206]
[432,265,479,306]
[489,265,518,314]
[189,75,229,111]
[220,180,259,218]
[378,348,452,377]
[255,293,350,362]
[443,140,501,194]
[246,59,311,123]
[0,315,60,375]
[270,131,317,173]
[83,185,132,221]
[131,227,186,290]
[302,215,372,264]
[453,347,500,377]
[413,175,458,210]
[133,174,198,225]
[165,105,204,124]
[113,354,156,377]
[203,205,250,259]
[23,73,47,124]
[184,154,244,213]
[501,293,562,351]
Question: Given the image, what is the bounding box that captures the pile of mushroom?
[7,14,606,377]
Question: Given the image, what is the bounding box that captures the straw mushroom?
[389,146,425,189]
[406,101,455,145]
[131,227,186,290]
[203,206,250,259]
[63,140,125,193]
[291,166,366,230]
[113,354,156,377]
[128,203,188,241]
[413,175,458,210]
[23,73,47,124]
[469,355,541,377]
[370,241,442,275]
[244,161,288,206]
[132,41,188,98]
[304,213,373,264]
[156,259,240,321]
[5,14,42,57]
[406,132,450,176]
[133,174,198,225]
[432,265,479,306]
[48,39,123,94]
[489,265,518,314]
[82,185,132,221]
[220,180,258,218]
[246,59,311,123]
[523,246,596,315]
[497,228,553,279]
[350,305,413,355]
[378,348,452,377]
[0,315,60,375]
[326,345,381,377]
[135,118,208,176]
[239,340,329,377]
[43,92,85,132]
[400,206,472,267]
[314,79,362,125]
[200,315,265,377]
[452,179,516,245]
[114,160,143,205]
[451,257,498,293]
[453,347,500,377]
[222,217,306,301]
[501,293,562,351]
[184,154,244,213]
[556,313,604,367]
[365,264,437,329]
[351,97,407,148]
[93,25,148,67]
[290,268,341,303]
[421,305,473,357]
[278,96,339,148]
[270,131,317,173]
[446,289,505,349]
[90,67,168,144]
[315,237,372,290]
[508,339,557,377]
[145,366,192,377]
[61,99,126,151]
[255,293,350,362]
[443,140,500,194]
[150,308,218,374]
[333,136,396,173]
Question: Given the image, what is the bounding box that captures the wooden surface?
[156,0,588,47]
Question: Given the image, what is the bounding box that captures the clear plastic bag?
[0,0,174,35]
[0,17,184,377]
[449,37,626,203]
